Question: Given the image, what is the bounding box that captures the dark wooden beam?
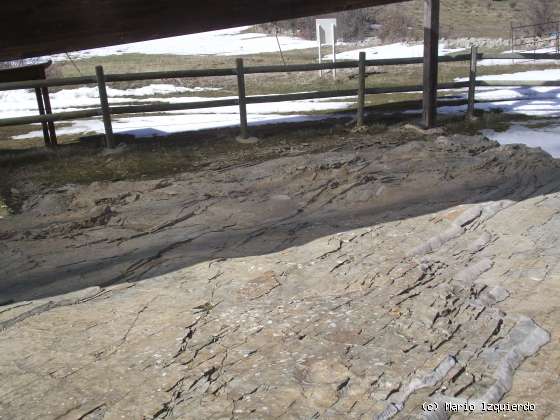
[1,0,407,61]
[422,0,440,129]
[34,88,51,147]
[41,87,58,146]
[0,62,56,146]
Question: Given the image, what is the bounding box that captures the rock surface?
[1,131,559,419]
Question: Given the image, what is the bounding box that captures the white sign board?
[316,18,337,45]
[316,18,337,78]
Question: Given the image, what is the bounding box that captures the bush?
[256,7,378,42]
[377,7,417,42]
[337,8,375,41]
[528,0,557,36]
[255,16,316,40]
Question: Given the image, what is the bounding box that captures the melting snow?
[327,42,463,61]
[456,68,560,82]
[0,85,222,119]
[482,124,560,158]
[5,84,353,140]
[52,27,316,60]
[479,47,560,67]
[447,68,560,117]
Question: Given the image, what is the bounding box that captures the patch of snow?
[439,99,560,118]
[456,68,560,83]
[482,124,560,158]
[13,112,348,140]
[52,27,316,60]
[8,87,354,140]
[475,86,560,103]
[3,77,354,140]
[445,68,560,117]
[327,42,464,61]
[479,47,560,67]
[0,85,222,119]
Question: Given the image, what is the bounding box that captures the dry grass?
[380,0,554,40]
[0,123,350,193]
[0,110,537,194]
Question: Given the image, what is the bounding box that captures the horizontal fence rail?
[1,51,560,146]
[2,53,560,92]
[475,80,560,87]
[0,83,474,128]
[0,56,475,92]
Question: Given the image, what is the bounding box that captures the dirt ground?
[1,123,559,419]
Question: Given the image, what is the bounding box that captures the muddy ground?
[1,125,559,419]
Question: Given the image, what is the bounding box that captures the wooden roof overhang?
[2,0,409,61]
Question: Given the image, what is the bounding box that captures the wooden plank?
[107,68,237,82]
[0,110,100,127]
[1,0,405,60]
[422,0,440,129]
[0,61,52,82]
[111,99,239,115]
[467,46,478,119]
[357,52,366,127]
[0,76,97,92]
[236,58,248,139]
[249,90,357,104]
[0,56,478,92]
[244,55,469,74]
[477,80,560,87]
[366,81,469,94]
[0,82,473,128]
[480,53,560,60]
[95,66,115,149]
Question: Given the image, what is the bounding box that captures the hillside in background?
[259,0,558,42]
[386,0,557,39]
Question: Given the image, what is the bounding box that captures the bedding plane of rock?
[1,131,559,419]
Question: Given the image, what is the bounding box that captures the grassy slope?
[381,0,555,40]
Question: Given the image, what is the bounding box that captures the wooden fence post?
[34,87,51,147]
[332,23,337,80]
[95,65,115,148]
[357,52,366,127]
[41,87,58,146]
[422,0,440,129]
[556,22,560,54]
[467,46,478,120]
[236,58,248,139]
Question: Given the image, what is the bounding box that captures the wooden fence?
[1,50,560,148]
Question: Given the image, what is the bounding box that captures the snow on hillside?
[332,44,560,66]
[478,47,560,66]
[54,27,316,60]
[327,42,464,60]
